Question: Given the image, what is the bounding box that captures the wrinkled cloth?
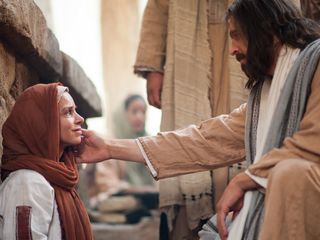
[0,169,62,239]
[138,103,246,179]
[135,0,221,232]
[134,0,248,233]
[198,215,232,240]
[1,83,93,240]
[139,40,320,239]
[229,45,301,240]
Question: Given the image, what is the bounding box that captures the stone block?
[11,60,40,99]
[0,41,16,128]
[61,53,102,118]
[0,41,14,162]
[0,0,62,81]
[0,92,15,161]
[0,42,15,93]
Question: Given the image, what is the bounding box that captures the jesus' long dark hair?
[226,0,320,89]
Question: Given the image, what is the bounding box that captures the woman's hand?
[216,172,259,240]
[75,129,111,164]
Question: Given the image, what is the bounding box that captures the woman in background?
[90,94,156,199]
[122,94,155,187]
[87,94,158,224]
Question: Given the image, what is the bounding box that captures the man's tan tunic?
[138,63,320,239]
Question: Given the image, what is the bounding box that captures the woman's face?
[126,99,146,133]
[59,92,84,148]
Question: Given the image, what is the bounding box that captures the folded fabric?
[198,214,233,240]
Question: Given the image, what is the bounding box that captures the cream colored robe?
[0,170,62,239]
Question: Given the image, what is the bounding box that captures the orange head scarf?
[1,83,93,240]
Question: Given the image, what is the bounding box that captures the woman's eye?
[65,109,73,117]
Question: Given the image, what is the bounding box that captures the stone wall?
[0,0,102,159]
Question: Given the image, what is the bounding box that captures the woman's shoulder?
[0,169,55,213]
[0,169,53,192]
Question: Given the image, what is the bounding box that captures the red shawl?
[1,83,93,240]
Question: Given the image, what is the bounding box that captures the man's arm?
[78,104,247,179]
[137,103,247,179]
[77,129,144,164]
[134,0,169,108]
[134,0,168,75]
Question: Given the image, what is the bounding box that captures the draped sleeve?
[138,104,247,179]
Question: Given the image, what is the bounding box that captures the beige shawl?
[160,0,223,230]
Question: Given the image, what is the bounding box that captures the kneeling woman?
[0,83,92,239]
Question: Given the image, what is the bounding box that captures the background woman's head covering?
[124,94,146,110]
[1,82,93,240]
